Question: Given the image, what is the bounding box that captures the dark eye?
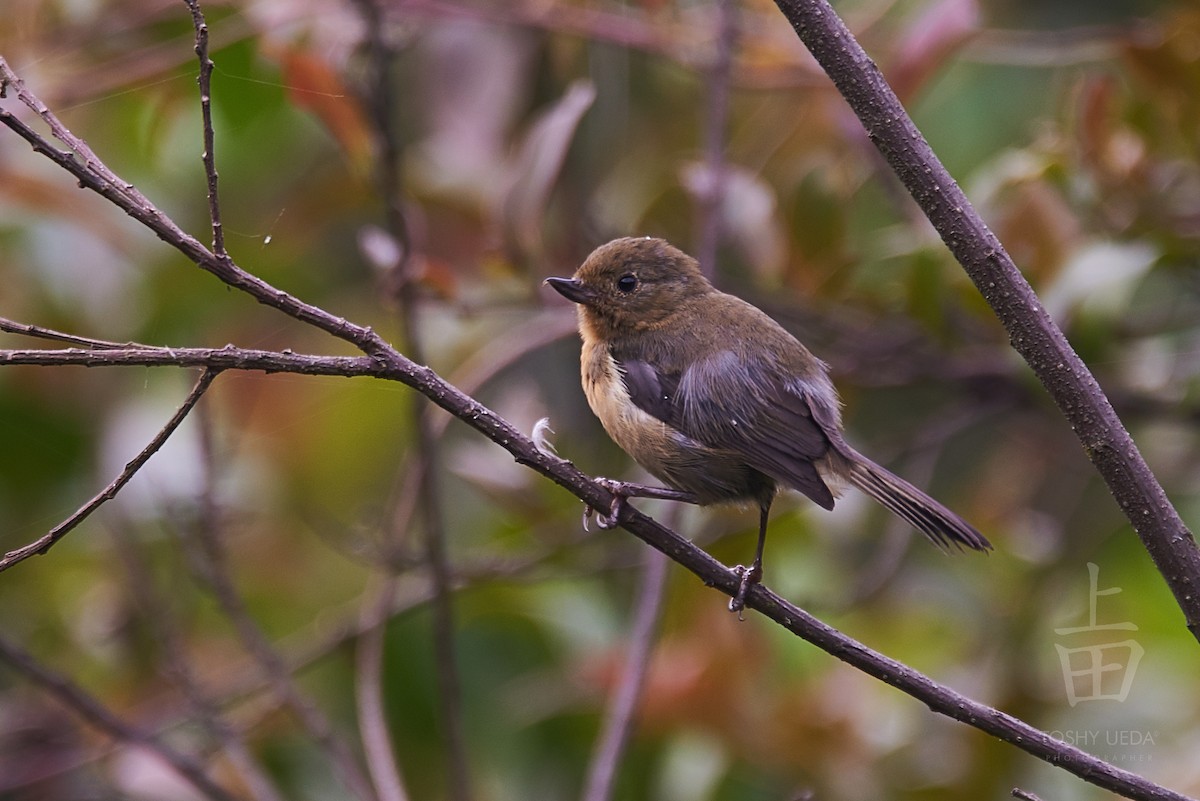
[617,273,638,293]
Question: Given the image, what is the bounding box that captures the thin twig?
[0,634,240,801]
[0,344,378,373]
[0,369,218,572]
[768,0,1200,641]
[1013,789,1046,801]
[183,0,226,257]
[0,315,153,349]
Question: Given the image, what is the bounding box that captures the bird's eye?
[617,274,638,293]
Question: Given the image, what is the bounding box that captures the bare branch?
[0,329,1185,798]
[183,0,227,257]
[0,344,377,373]
[0,369,218,573]
[1013,789,1047,801]
[768,0,1200,640]
[0,315,152,349]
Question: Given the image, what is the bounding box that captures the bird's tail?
[844,452,991,552]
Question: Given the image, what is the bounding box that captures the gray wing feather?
[619,348,837,510]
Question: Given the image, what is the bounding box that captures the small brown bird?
[546,237,990,612]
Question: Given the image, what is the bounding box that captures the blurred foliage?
[1,0,1199,800]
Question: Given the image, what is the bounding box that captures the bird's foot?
[582,478,628,531]
[728,562,763,619]
[580,478,697,531]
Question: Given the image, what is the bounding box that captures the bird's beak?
[544,276,595,305]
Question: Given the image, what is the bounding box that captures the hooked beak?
[544,276,595,305]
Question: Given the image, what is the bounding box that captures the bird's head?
[545,237,712,340]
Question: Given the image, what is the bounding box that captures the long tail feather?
[845,454,990,552]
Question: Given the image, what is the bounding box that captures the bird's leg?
[583,478,698,530]
[729,500,771,616]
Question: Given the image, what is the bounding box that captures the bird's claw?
[728,563,763,619]
[581,504,620,531]
[582,478,625,531]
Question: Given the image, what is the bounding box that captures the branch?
[351,357,1186,801]
[0,316,153,349]
[0,369,218,573]
[0,344,1184,796]
[0,344,379,373]
[183,0,227,258]
[768,0,1200,640]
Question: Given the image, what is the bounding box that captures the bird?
[545,236,990,612]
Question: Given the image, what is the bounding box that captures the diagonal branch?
[768,0,1200,640]
[0,369,219,572]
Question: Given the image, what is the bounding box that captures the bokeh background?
[2,0,1199,799]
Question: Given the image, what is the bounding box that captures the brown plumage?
[546,237,989,611]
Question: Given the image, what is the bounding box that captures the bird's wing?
[614,347,837,510]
